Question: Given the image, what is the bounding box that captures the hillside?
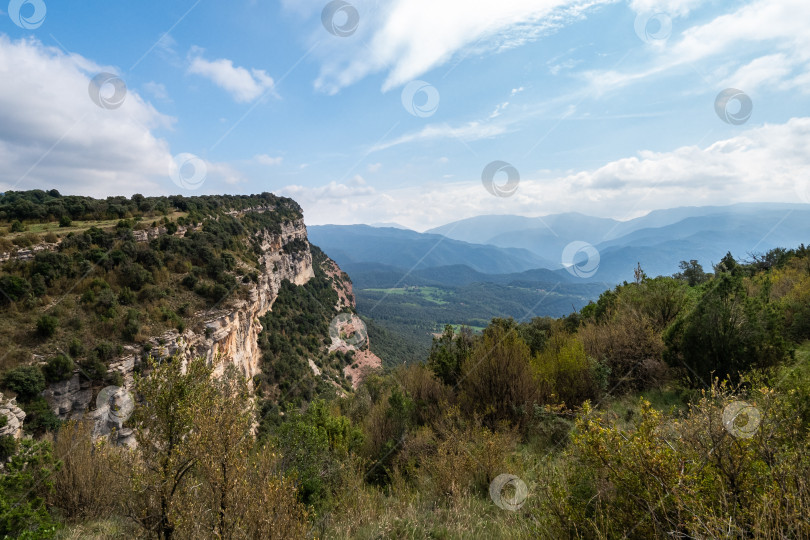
[0,190,378,442]
[2,191,810,539]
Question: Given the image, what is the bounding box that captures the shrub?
[459,323,537,430]
[533,333,602,405]
[664,273,789,386]
[68,338,85,358]
[42,354,74,383]
[0,275,30,304]
[36,315,58,338]
[47,421,121,521]
[2,365,46,402]
[0,438,59,537]
[79,356,108,381]
[58,215,72,227]
[21,397,61,435]
[0,435,16,460]
[10,220,24,232]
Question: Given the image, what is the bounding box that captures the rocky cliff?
[0,393,25,440]
[42,216,323,442]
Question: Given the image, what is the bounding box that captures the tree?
[128,356,214,540]
[664,273,789,386]
[427,325,473,386]
[674,259,708,286]
[459,323,537,429]
[276,399,362,506]
[185,364,254,538]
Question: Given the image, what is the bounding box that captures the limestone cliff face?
[0,393,26,440]
[43,218,316,428]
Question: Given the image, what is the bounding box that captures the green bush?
[10,220,24,233]
[0,438,59,538]
[58,215,72,227]
[68,338,85,358]
[0,275,31,305]
[21,397,61,435]
[79,356,108,381]
[42,355,74,383]
[2,366,45,402]
[0,435,16,461]
[36,315,58,338]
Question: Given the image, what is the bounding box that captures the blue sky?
[1,0,809,230]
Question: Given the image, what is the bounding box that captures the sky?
[0,0,809,231]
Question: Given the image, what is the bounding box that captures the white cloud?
[489,101,510,119]
[719,54,793,93]
[279,180,375,202]
[298,117,810,230]
[0,36,248,197]
[371,121,508,152]
[587,0,810,95]
[255,154,283,166]
[367,162,382,173]
[511,87,525,96]
[188,49,275,103]
[143,81,169,100]
[0,35,175,196]
[629,0,704,17]
[299,0,613,93]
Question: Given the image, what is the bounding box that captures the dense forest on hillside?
[2,231,809,537]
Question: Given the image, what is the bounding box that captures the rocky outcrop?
[328,313,383,388]
[0,393,26,440]
[0,242,60,263]
[43,218,316,431]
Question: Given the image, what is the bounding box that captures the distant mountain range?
[307,225,557,275]
[311,203,810,286]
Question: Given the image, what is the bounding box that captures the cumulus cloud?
[255,154,283,166]
[298,117,810,229]
[0,36,250,197]
[0,35,175,196]
[188,48,275,103]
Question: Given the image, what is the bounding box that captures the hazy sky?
[1,0,809,230]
